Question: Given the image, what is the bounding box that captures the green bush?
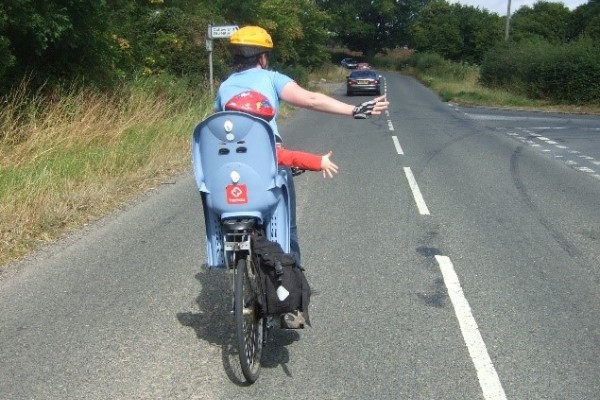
[480,39,600,104]
[529,39,600,103]
[371,57,397,71]
[404,52,475,81]
[405,52,447,72]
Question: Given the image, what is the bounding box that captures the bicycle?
[191,111,292,383]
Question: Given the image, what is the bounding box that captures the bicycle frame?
[221,219,264,315]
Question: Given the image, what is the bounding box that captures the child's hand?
[321,151,339,178]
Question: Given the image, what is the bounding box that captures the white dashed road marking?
[436,256,508,400]
[403,167,430,215]
[457,111,599,180]
[390,109,506,398]
[392,136,404,155]
[500,127,598,180]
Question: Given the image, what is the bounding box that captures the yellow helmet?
[229,26,273,56]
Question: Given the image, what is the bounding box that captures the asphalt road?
[1,72,599,399]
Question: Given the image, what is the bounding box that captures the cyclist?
[215,26,388,327]
[214,25,389,266]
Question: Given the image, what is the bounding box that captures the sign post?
[206,24,239,96]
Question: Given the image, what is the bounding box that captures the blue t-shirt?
[214,68,293,139]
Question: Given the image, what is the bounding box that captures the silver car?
[346,70,381,96]
[341,58,358,69]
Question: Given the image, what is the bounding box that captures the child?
[223,90,339,178]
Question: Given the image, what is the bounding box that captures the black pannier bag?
[252,234,311,325]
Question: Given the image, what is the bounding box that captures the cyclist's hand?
[321,151,339,178]
[352,95,388,119]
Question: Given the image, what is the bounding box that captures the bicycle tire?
[235,258,263,383]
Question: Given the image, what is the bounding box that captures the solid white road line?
[435,255,508,400]
[392,136,404,155]
[403,167,430,215]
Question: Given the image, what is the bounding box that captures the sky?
[449,0,589,15]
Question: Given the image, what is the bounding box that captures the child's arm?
[276,146,321,171]
[276,146,339,178]
[320,151,338,178]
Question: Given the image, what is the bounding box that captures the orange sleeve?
[276,146,322,171]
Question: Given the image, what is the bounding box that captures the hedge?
[480,39,600,104]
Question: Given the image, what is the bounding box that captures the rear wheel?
[234,258,263,383]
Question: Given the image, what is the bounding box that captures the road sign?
[206,24,238,96]
[209,25,239,39]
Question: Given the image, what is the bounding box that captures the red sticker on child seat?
[226,184,248,204]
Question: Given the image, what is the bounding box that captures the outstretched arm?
[280,81,388,117]
[276,147,339,178]
[276,146,322,171]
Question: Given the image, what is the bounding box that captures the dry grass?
[376,48,415,62]
[439,74,600,114]
[0,80,212,266]
[308,65,349,87]
[0,72,342,268]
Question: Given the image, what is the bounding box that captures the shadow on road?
[176,267,300,384]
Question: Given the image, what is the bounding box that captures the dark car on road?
[341,58,358,69]
[346,69,382,96]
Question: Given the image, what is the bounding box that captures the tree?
[216,0,331,69]
[1,0,117,91]
[409,0,505,63]
[111,2,213,82]
[0,0,227,91]
[568,0,600,41]
[316,0,426,60]
[510,1,571,44]
[0,4,16,80]
[455,4,503,63]
[410,0,463,60]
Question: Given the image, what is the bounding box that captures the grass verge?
[0,69,345,268]
[0,76,213,267]
[397,57,600,115]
